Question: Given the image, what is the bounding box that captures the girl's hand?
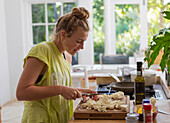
[77,88,98,102]
[61,86,82,100]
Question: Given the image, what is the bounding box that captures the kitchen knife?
[82,93,102,96]
[158,109,170,115]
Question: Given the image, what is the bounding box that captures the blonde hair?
[52,7,90,41]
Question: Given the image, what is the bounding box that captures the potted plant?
[144,3,170,85]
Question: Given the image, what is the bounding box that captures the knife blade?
[158,109,170,115]
[82,93,102,96]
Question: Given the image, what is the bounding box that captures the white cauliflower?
[120,105,128,112]
[80,91,128,112]
[110,91,124,100]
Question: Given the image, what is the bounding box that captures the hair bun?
[71,7,89,19]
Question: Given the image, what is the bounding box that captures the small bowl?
[134,105,158,121]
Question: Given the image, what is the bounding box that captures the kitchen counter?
[69,100,170,123]
[158,74,170,99]
[0,106,1,123]
[71,64,134,88]
[70,65,170,122]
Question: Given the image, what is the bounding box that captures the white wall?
[2,0,24,103]
[0,0,11,105]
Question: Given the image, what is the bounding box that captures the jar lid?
[143,103,152,110]
[125,116,139,121]
[127,113,139,119]
[143,99,151,104]
[137,62,142,66]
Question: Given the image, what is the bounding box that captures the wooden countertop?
[69,100,170,123]
[154,100,170,123]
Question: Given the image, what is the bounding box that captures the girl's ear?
[61,30,66,40]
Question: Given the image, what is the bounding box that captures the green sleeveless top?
[21,41,73,123]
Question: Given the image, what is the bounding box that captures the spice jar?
[143,103,153,123]
[125,113,139,123]
[142,99,151,117]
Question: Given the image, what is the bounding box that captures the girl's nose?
[79,42,84,49]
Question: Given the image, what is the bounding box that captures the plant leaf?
[160,58,166,72]
[160,52,168,72]
[162,11,170,20]
[145,7,170,71]
[167,58,170,74]
[149,45,163,67]
[144,49,151,66]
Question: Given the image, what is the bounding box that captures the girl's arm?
[16,57,81,101]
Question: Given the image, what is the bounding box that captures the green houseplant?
[144,3,170,74]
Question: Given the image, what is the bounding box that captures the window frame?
[22,0,77,53]
[30,0,77,45]
[22,0,94,65]
[104,0,148,56]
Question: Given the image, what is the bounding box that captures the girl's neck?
[53,39,64,54]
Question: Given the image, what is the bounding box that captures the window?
[23,0,94,65]
[93,0,147,63]
[115,4,140,56]
[30,1,77,44]
[104,0,148,56]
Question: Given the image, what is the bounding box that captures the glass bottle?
[135,61,145,104]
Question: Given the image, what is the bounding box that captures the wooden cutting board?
[74,96,130,120]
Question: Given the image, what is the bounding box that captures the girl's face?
[62,27,89,56]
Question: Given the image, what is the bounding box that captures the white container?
[130,70,156,86]
[125,113,139,123]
